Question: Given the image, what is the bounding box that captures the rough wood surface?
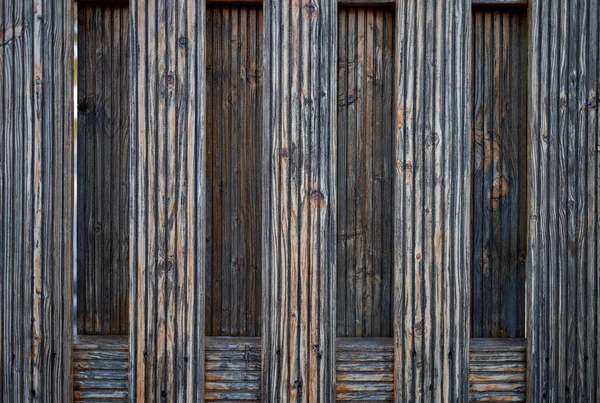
[471,8,527,339]
[336,6,395,338]
[204,337,261,401]
[129,0,206,401]
[261,0,337,401]
[77,3,130,336]
[393,0,471,401]
[73,336,129,402]
[206,4,263,337]
[528,0,600,402]
[0,0,74,401]
[469,338,526,402]
[336,338,394,401]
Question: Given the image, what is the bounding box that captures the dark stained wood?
[336,7,395,338]
[129,0,206,401]
[204,337,261,401]
[0,0,74,401]
[77,4,130,336]
[469,338,526,402]
[73,336,129,402]
[336,338,394,401]
[528,0,600,402]
[393,0,472,401]
[205,5,263,337]
[471,9,527,339]
[261,0,337,401]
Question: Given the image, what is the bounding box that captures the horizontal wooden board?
[336,338,394,401]
[205,337,261,401]
[469,338,526,402]
[73,336,128,403]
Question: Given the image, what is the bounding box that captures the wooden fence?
[1,0,599,402]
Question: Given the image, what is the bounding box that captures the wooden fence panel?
[0,0,74,401]
[205,5,263,337]
[336,6,395,339]
[528,0,600,401]
[129,0,206,401]
[471,8,527,339]
[77,3,130,336]
[393,0,471,401]
[261,0,337,401]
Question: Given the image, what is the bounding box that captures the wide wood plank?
[0,0,74,401]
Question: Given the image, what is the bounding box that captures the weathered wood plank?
[0,0,74,400]
[261,0,337,401]
[393,0,471,401]
[77,4,130,336]
[337,6,395,338]
[206,4,263,337]
[528,0,600,401]
[129,0,206,401]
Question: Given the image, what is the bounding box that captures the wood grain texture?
[261,0,337,401]
[528,0,600,401]
[336,338,394,401]
[0,0,74,401]
[337,7,395,338]
[204,337,261,401]
[77,4,130,336]
[471,9,527,339]
[73,336,129,402]
[129,0,206,401]
[393,0,471,401]
[206,5,263,337]
[469,338,526,402]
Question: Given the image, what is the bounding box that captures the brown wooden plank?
[261,0,337,401]
[337,6,395,338]
[528,0,600,402]
[393,0,471,401]
[0,0,74,400]
[129,0,206,400]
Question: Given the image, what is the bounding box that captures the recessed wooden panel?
[206,5,263,337]
[471,9,527,338]
[337,7,395,338]
[77,4,130,336]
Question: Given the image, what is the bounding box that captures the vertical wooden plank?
[393,0,471,402]
[77,4,130,336]
[129,0,205,401]
[0,0,74,401]
[262,0,337,401]
[528,0,600,401]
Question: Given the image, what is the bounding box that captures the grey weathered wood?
[261,0,337,401]
[393,0,471,402]
[469,339,526,402]
[337,6,395,338]
[129,0,206,401]
[206,4,263,337]
[0,0,74,401]
[472,0,528,6]
[73,336,129,403]
[204,337,261,401]
[336,338,394,401]
[77,3,130,336]
[471,8,527,339]
[528,0,600,402]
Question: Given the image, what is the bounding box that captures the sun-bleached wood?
[129,0,206,401]
[393,0,472,401]
[0,0,74,401]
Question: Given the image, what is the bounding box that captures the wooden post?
[129,0,206,401]
[0,0,74,401]
[261,0,337,401]
[528,0,600,401]
[393,0,471,401]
